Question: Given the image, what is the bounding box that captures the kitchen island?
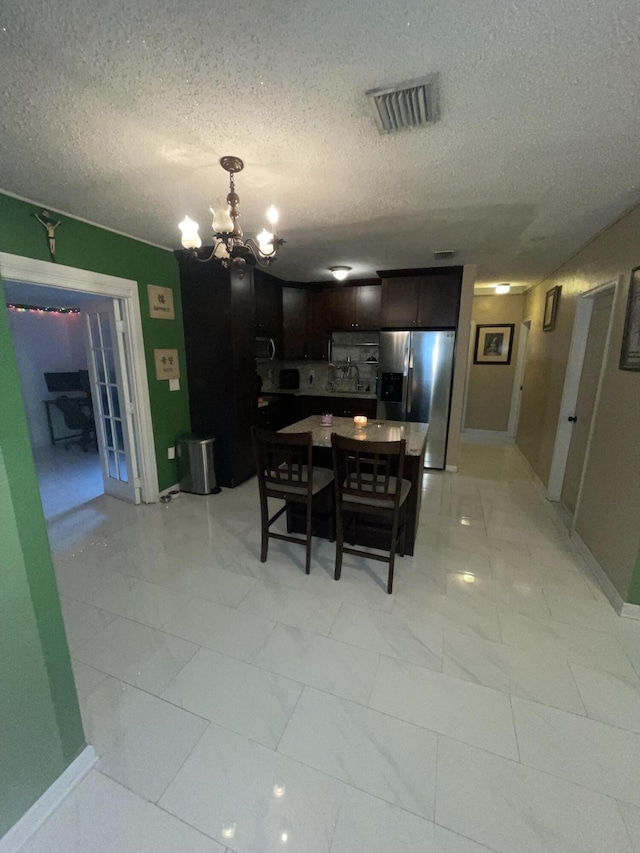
[280,416,428,556]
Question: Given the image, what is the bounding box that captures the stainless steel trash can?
[177,435,221,495]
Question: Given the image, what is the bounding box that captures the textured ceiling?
[1,0,640,287]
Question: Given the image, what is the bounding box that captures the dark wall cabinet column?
[176,252,256,488]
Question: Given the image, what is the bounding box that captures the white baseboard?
[621,602,640,620]
[571,531,640,620]
[513,445,553,505]
[461,430,515,445]
[0,746,97,853]
[513,445,640,621]
[445,465,458,473]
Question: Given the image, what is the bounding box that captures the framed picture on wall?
[473,324,515,365]
[619,266,640,371]
[543,285,561,331]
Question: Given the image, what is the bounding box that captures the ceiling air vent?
[366,74,440,135]
[434,250,457,260]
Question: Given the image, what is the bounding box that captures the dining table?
[279,415,428,556]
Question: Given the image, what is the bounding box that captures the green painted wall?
[0,192,191,838]
[0,293,83,837]
[0,192,191,490]
[628,550,640,606]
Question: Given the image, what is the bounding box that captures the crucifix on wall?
[34,209,61,262]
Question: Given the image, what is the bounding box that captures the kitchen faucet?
[343,357,361,390]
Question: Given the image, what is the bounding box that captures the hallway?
[22,444,640,853]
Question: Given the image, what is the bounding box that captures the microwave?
[255,337,277,361]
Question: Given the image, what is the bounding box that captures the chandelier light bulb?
[330,266,352,281]
[257,228,275,256]
[211,202,233,234]
[179,216,202,250]
[267,205,279,226]
[495,283,511,294]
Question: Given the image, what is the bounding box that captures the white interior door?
[508,320,530,438]
[560,290,613,516]
[84,299,141,503]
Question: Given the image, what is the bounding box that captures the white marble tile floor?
[14,443,640,852]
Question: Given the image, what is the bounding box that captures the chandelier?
[179,156,283,267]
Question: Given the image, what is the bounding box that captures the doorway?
[0,252,158,515]
[547,279,619,514]
[508,319,530,438]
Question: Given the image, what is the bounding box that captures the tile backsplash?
[257,331,379,394]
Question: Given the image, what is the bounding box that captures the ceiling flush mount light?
[179,156,284,267]
[495,283,511,294]
[329,266,352,281]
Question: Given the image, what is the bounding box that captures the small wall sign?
[154,348,180,380]
[148,285,175,320]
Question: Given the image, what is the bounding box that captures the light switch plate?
[169,378,180,391]
[167,446,175,460]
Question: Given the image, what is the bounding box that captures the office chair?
[54,395,97,452]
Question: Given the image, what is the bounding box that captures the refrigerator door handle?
[406,346,414,413]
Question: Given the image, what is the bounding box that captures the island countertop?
[279,415,428,456]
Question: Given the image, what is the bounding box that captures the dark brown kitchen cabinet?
[282,286,308,359]
[176,252,256,489]
[322,284,381,331]
[325,288,356,330]
[354,284,381,328]
[254,269,282,339]
[416,273,461,327]
[306,291,330,359]
[380,278,421,327]
[380,269,463,328]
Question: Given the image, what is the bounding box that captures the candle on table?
[353,415,368,428]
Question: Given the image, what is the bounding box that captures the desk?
[280,416,428,555]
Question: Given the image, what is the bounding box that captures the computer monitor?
[44,371,85,393]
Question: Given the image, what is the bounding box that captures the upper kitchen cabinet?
[325,287,356,330]
[354,283,381,328]
[416,272,462,327]
[254,269,283,338]
[322,284,381,330]
[380,268,463,328]
[282,286,309,359]
[306,290,330,359]
[380,277,421,327]
[283,280,382,359]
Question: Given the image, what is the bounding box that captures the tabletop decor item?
[353,415,368,427]
[619,266,640,371]
[473,324,515,365]
[320,413,333,426]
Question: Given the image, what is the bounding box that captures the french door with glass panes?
[84,299,141,503]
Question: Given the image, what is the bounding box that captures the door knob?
[568,416,577,422]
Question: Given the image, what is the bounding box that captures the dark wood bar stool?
[331,433,411,594]
[251,427,334,574]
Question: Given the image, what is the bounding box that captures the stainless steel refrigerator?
[377,331,456,469]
